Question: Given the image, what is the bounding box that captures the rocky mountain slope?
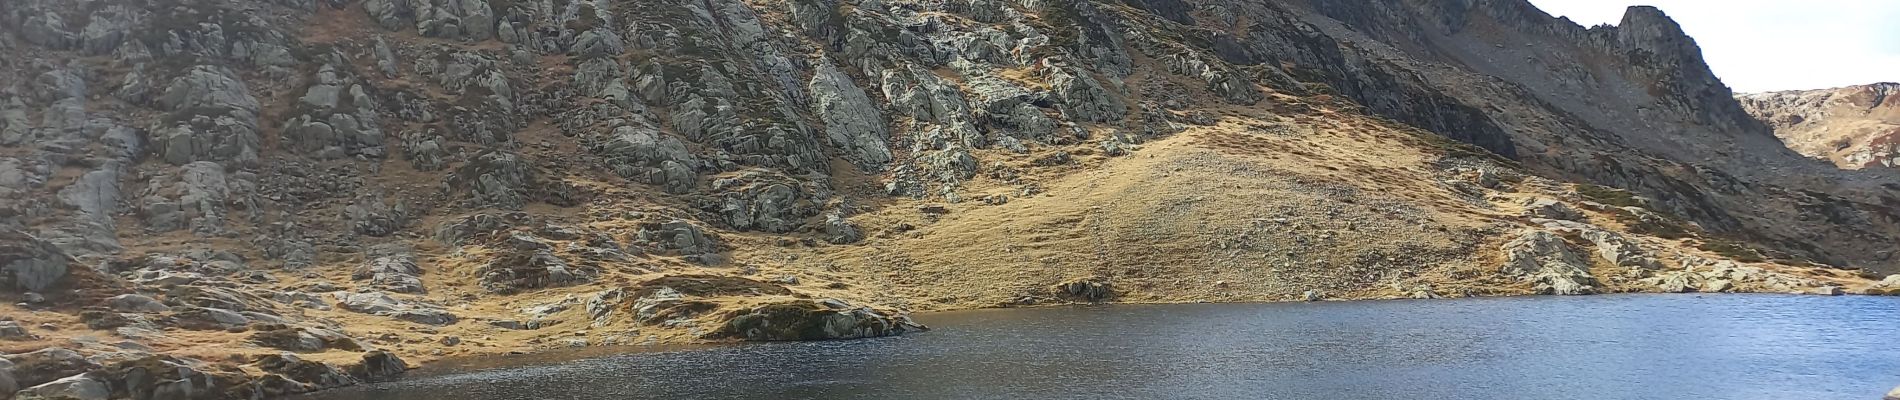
[1739,83,1900,169]
[2,0,1899,398]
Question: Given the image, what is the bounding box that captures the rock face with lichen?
[1500,230,1598,296]
[0,230,72,293]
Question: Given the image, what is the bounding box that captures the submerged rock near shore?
[714,300,925,341]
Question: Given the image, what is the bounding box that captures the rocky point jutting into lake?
[2,0,1900,398]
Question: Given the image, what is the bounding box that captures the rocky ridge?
[0,0,1896,399]
[1738,83,1900,169]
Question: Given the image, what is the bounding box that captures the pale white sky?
[1528,0,1900,93]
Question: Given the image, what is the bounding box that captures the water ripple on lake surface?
[300,294,1900,400]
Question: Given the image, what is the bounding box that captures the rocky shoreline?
[1,224,942,399]
[6,178,1899,400]
[5,265,1893,400]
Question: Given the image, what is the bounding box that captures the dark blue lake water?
[301,294,1900,399]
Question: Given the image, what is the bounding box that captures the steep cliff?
[1263,0,1900,269]
[0,0,1896,398]
[1739,83,1900,169]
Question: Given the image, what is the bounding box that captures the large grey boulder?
[282,64,385,159]
[400,131,450,171]
[41,98,87,132]
[106,294,172,313]
[0,158,48,193]
[78,5,134,55]
[252,353,357,390]
[72,355,226,400]
[635,220,722,261]
[1054,279,1114,302]
[348,351,408,382]
[590,125,698,194]
[99,125,144,161]
[141,161,237,235]
[1858,275,1900,295]
[363,0,409,30]
[822,212,863,244]
[1500,230,1599,295]
[0,358,16,400]
[56,167,121,218]
[432,213,525,246]
[33,69,86,102]
[571,29,626,59]
[1536,219,1662,270]
[14,374,109,400]
[919,146,979,185]
[111,64,158,105]
[713,181,809,233]
[0,101,28,147]
[1641,270,1706,293]
[0,321,28,339]
[334,291,457,326]
[345,193,410,237]
[881,66,982,149]
[5,348,98,389]
[1577,229,1661,270]
[1679,257,1825,293]
[451,151,534,209]
[151,116,261,166]
[164,306,253,331]
[1,230,74,292]
[809,64,894,171]
[966,75,1059,142]
[477,250,594,294]
[418,51,514,103]
[373,38,400,77]
[159,66,260,117]
[1158,52,1262,105]
[333,292,403,314]
[366,0,495,41]
[18,11,79,50]
[34,217,124,258]
[424,0,496,40]
[352,252,426,294]
[250,327,363,353]
[1521,198,1583,221]
[1048,66,1126,123]
[628,287,691,325]
[572,58,627,100]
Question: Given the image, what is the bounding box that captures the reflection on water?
[299,294,1900,400]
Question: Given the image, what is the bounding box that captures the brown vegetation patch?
[632,275,792,298]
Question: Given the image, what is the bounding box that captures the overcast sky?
[1527,0,1900,93]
